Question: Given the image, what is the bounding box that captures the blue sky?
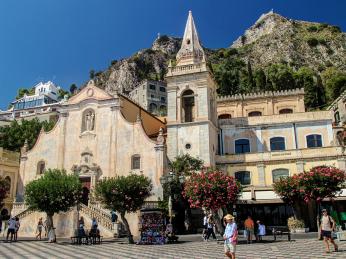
[1,0,345,109]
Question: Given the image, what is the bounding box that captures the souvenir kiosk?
[137,208,166,245]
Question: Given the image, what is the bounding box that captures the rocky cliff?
[86,11,345,95]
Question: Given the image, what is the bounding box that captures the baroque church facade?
[14,11,346,236]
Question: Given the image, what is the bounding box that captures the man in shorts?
[6,217,16,242]
[320,209,338,253]
[223,214,237,259]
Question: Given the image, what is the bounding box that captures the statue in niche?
[85,110,95,131]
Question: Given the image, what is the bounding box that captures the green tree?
[16,87,35,100]
[253,68,267,91]
[0,118,56,152]
[266,64,296,91]
[95,174,152,244]
[322,67,346,104]
[58,88,70,100]
[25,169,82,241]
[213,58,246,96]
[0,176,10,209]
[169,154,203,176]
[294,67,325,110]
[69,84,78,94]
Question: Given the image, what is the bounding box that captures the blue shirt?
[224,222,237,243]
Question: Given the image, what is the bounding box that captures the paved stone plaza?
[0,236,345,258]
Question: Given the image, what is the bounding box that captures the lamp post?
[159,172,186,224]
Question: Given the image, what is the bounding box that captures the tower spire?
[176,11,205,66]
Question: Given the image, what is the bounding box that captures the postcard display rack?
[137,210,166,245]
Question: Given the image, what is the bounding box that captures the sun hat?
[224,214,234,220]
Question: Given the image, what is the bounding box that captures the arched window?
[270,137,286,151]
[235,171,251,185]
[5,176,11,194]
[306,134,322,148]
[272,169,289,183]
[149,103,157,113]
[81,109,95,132]
[248,111,262,117]
[279,108,293,114]
[37,161,46,174]
[235,139,250,154]
[159,105,167,116]
[131,155,141,170]
[181,90,195,122]
[218,114,232,119]
[334,111,340,123]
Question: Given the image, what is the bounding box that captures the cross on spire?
[176,11,205,66]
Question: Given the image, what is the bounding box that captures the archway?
[79,177,91,205]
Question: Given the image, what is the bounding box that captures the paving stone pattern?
[0,238,345,258]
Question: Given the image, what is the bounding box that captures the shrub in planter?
[287,217,305,232]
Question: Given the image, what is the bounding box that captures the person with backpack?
[320,209,338,253]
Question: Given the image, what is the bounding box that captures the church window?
[81,109,95,132]
[235,171,251,185]
[37,161,46,174]
[306,134,322,148]
[131,155,141,170]
[279,108,293,114]
[235,139,250,154]
[248,111,262,117]
[218,114,232,119]
[270,137,286,151]
[335,111,340,123]
[181,90,195,123]
[149,103,157,113]
[185,143,191,149]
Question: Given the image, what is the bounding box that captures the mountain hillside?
[85,11,346,109]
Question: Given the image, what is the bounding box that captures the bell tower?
[166,11,218,166]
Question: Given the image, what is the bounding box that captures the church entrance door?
[79,177,91,205]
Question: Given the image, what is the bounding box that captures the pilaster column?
[257,163,266,186]
[57,112,69,169]
[337,157,346,171]
[296,161,305,174]
[155,128,166,199]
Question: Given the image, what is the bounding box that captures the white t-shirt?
[8,219,16,229]
[203,216,208,225]
[321,215,334,231]
[258,224,266,236]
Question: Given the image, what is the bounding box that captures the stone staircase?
[11,202,125,238]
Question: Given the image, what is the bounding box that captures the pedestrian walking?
[202,213,208,240]
[244,215,254,244]
[91,217,98,234]
[320,209,338,253]
[6,217,16,242]
[205,214,216,241]
[223,214,237,259]
[44,218,48,237]
[256,220,266,241]
[36,218,44,240]
[14,217,20,241]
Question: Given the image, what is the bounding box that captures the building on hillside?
[327,90,346,146]
[0,81,64,125]
[0,148,20,217]
[128,80,167,116]
[16,80,166,237]
[216,89,346,229]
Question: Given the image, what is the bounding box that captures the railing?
[142,201,159,209]
[168,63,206,75]
[216,146,344,164]
[11,203,34,220]
[79,203,113,231]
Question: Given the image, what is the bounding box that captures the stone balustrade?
[218,110,333,127]
[216,146,344,164]
[79,203,113,230]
